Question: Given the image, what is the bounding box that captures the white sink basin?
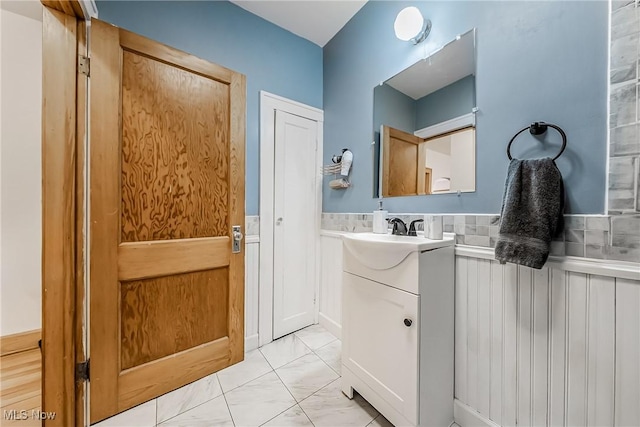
[342,232,454,270]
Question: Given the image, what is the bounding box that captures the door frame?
[258,91,323,346]
[40,1,97,426]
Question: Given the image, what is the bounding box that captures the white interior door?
[273,110,318,339]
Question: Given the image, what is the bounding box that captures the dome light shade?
[394,7,431,44]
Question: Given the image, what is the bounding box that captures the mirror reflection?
[374,29,477,197]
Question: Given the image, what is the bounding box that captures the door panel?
[343,272,419,424]
[120,50,230,242]
[381,125,426,197]
[89,19,245,423]
[273,111,317,339]
[120,269,229,370]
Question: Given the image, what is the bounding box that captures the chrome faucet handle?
[388,218,408,235]
[408,219,424,236]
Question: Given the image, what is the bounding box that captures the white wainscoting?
[318,231,640,427]
[319,231,344,339]
[455,247,640,427]
[245,236,260,351]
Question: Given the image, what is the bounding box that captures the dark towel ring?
[507,122,567,161]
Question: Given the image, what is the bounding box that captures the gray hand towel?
[495,158,564,269]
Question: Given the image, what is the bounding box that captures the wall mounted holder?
[323,148,353,189]
[507,121,567,161]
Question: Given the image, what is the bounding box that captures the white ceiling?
[386,30,475,100]
[230,0,367,47]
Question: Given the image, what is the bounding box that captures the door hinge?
[78,55,90,77]
[76,359,90,382]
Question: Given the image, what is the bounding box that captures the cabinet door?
[343,273,419,424]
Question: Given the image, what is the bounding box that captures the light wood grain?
[41,6,77,427]
[0,349,41,426]
[417,141,427,195]
[74,19,88,427]
[228,72,246,364]
[89,18,121,423]
[381,125,391,198]
[381,125,423,197]
[424,167,432,195]
[0,330,41,357]
[120,268,229,369]
[40,0,84,18]
[118,237,230,281]
[118,337,229,410]
[120,50,230,242]
[90,19,246,423]
[119,28,235,84]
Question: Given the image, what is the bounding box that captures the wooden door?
[272,110,317,339]
[88,19,245,423]
[381,125,426,197]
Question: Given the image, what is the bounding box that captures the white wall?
[245,237,260,351]
[0,2,43,336]
[425,135,451,187]
[449,128,475,192]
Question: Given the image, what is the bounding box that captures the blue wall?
[97,0,323,215]
[323,1,608,214]
[373,83,416,134]
[372,83,416,197]
[415,75,475,129]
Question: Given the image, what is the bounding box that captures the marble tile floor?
[94,324,395,427]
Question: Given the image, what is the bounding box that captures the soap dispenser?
[372,199,388,234]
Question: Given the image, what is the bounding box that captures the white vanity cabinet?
[341,233,455,427]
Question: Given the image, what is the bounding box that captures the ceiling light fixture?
[394,7,431,45]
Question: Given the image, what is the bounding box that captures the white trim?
[318,312,342,340]
[259,91,323,347]
[320,229,349,238]
[320,230,640,280]
[604,0,611,213]
[454,399,500,427]
[245,235,259,244]
[79,0,98,19]
[244,334,259,352]
[455,245,640,280]
[414,112,475,139]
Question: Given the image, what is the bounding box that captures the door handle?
[232,225,243,254]
[276,217,283,225]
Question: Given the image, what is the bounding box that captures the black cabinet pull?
[404,318,412,327]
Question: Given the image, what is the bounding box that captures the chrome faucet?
[388,218,408,235]
[408,219,424,236]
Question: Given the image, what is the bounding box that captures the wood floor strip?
[0,350,41,371]
[0,348,41,421]
[0,330,41,357]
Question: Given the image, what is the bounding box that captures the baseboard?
[318,312,341,340]
[245,334,259,352]
[454,399,501,427]
[0,329,41,356]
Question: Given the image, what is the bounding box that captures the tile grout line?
[264,328,341,427]
[154,374,225,426]
[157,325,339,427]
[250,326,328,426]
[220,385,237,427]
[223,368,275,396]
